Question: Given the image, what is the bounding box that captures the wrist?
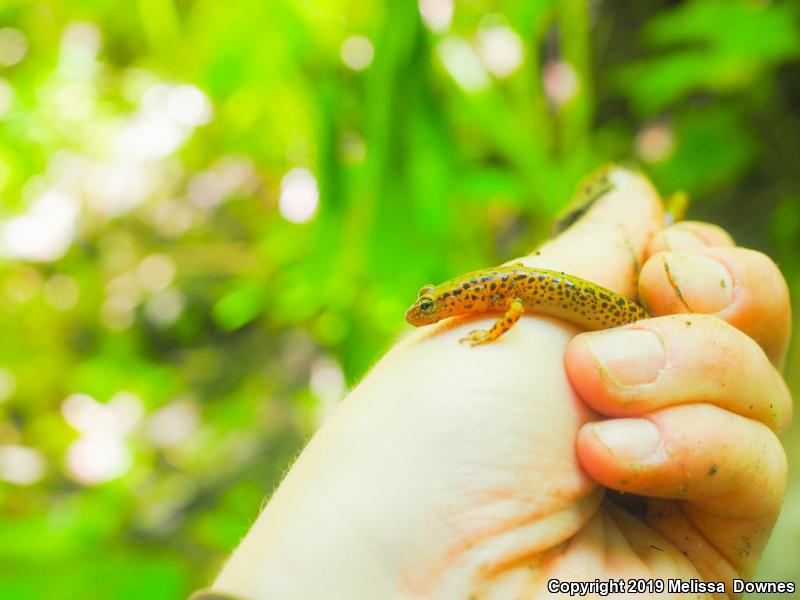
[213,455,404,599]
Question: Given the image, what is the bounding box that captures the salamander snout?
[405,296,440,326]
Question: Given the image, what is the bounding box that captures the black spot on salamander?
[489,283,497,290]
[462,282,470,289]
[479,276,492,282]
[616,299,626,307]
[500,274,509,281]
[442,292,451,299]
[528,276,536,283]
[601,302,608,309]
[470,278,478,284]
[599,292,611,301]
[453,289,463,297]
[628,305,638,312]
[470,294,478,300]
[537,274,546,281]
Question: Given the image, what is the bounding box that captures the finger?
[511,166,663,299]
[564,314,792,432]
[577,403,787,575]
[646,221,735,256]
[638,247,792,367]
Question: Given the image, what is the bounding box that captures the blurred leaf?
[648,107,756,194]
[617,0,800,113]
[212,284,265,331]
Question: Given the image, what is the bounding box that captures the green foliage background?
[0,0,798,597]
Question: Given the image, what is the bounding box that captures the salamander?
[405,265,648,345]
[405,165,688,345]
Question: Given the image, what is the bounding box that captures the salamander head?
[405,284,441,325]
[405,296,441,325]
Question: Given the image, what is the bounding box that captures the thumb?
[512,166,665,299]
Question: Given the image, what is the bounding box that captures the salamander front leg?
[460,298,524,346]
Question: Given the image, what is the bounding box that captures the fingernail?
[591,419,660,462]
[663,254,734,313]
[585,329,666,386]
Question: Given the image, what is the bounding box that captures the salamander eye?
[418,297,437,314]
[418,284,435,297]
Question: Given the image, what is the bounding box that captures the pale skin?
[210,168,792,599]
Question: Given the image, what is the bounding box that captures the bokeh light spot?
[0,28,27,66]
[61,21,102,59]
[43,274,80,311]
[146,399,199,448]
[101,296,136,331]
[0,445,45,485]
[3,267,41,304]
[66,433,131,485]
[145,289,184,327]
[436,36,490,93]
[310,358,345,423]
[167,84,213,127]
[137,254,177,292]
[0,190,80,262]
[635,123,675,163]
[543,60,580,107]
[279,168,319,223]
[62,393,109,435]
[340,35,374,71]
[108,391,145,435]
[419,0,453,33]
[477,23,524,78]
[86,161,154,218]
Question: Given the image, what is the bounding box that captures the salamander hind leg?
[460,298,524,346]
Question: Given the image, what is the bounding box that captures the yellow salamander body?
[405,265,648,345]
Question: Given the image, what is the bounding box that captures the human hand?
[566,217,791,594]
[210,167,791,599]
